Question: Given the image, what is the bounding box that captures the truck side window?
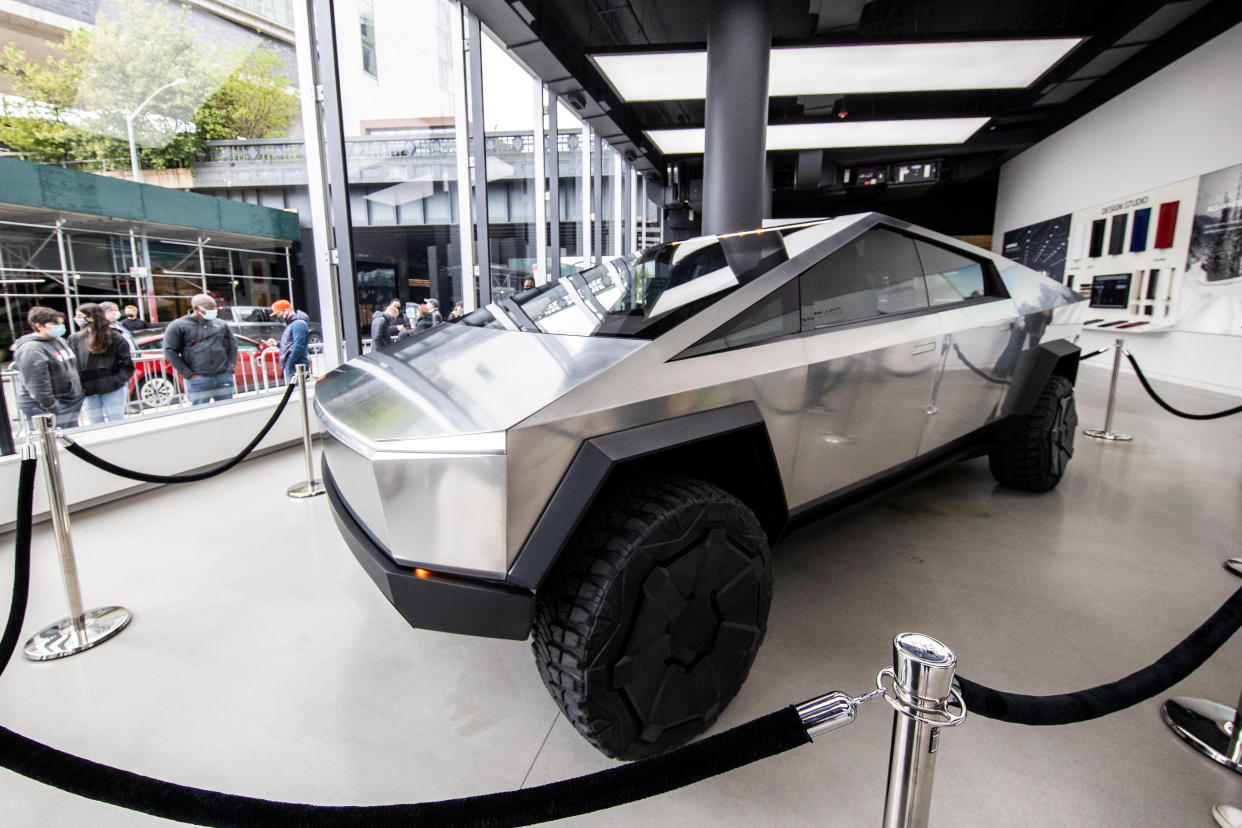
[914,239,989,305]
[799,228,928,330]
[676,281,800,359]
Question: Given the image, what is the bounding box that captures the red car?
[128,332,285,409]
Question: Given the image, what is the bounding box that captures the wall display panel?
[1000,213,1070,283]
[1088,219,1107,258]
[1023,162,1242,337]
[1108,213,1128,255]
[1130,207,1151,252]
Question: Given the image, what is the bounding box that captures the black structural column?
[701,0,772,236]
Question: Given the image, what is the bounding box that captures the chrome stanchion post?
[1163,686,1242,774]
[287,364,324,499]
[24,414,132,661]
[1084,338,1133,442]
[880,633,967,828]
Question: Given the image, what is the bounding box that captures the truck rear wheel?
[532,474,772,760]
[989,374,1077,492]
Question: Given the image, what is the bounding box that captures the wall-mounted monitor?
[1089,273,1132,308]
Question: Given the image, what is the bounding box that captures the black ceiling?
[468,0,1241,235]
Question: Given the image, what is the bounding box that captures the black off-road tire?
[531,474,772,761]
[989,375,1077,492]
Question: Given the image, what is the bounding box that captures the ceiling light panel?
[593,39,1081,101]
[645,118,990,155]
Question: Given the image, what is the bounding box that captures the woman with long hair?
[70,302,135,425]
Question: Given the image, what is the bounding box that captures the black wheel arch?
[1004,339,1080,417]
[507,402,788,591]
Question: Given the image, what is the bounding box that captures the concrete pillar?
[702,0,772,236]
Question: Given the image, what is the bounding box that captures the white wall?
[993,23,1242,397]
[0,392,318,531]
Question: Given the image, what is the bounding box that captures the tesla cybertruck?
[315,213,1084,760]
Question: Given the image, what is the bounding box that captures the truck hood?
[315,323,647,450]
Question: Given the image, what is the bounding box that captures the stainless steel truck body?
[316,213,1084,758]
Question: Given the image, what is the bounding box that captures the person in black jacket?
[13,305,83,429]
[70,303,135,424]
[369,299,403,350]
[163,294,238,406]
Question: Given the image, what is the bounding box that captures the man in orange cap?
[267,299,309,382]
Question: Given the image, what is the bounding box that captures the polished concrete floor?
[1,366,1240,827]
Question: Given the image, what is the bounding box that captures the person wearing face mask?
[99,300,138,352]
[13,305,84,429]
[162,294,238,405]
[70,302,135,424]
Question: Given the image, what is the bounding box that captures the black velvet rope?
[957,583,1242,725]
[1077,348,1108,362]
[1124,353,1242,420]
[951,344,1009,385]
[62,383,296,484]
[0,463,813,825]
[0,459,35,675]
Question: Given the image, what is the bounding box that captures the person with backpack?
[70,302,135,424]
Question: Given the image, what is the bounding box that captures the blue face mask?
[201,309,218,320]
[48,324,67,338]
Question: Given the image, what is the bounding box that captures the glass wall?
[0,0,315,440]
[555,103,589,272]
[481,33,540,300]
[333,0,466,342]
[0,0,658,447]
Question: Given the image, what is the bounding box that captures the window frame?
[671,223,1010,361]
[360,0,378,80]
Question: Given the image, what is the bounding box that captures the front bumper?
[324,458,534,640]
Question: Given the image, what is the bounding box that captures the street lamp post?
[126,77,186,184]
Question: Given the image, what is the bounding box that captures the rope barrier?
[1077,348,1108,362]
[1124,352,1242,420]
[951,344,1009,385]
[0,458,35,671]
[0,461,813,826]
[957,583,1242,725]
[61,383,296,484]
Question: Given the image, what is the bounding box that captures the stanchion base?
[24,606,132,661]
[1225,558,1242,578]
[1162,697,1241,774]
[287,479,325,499]
[1083,428,1133,442]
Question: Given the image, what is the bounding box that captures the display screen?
[891,161,939,185]
[1089,274,1132,308]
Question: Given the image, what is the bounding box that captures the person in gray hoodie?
[14,305,84,429]
[162,294,238,406]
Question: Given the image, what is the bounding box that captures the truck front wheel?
[531,474,772,760]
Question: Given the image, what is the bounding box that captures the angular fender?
[507,402,786,590]
[1004,339,1081,417]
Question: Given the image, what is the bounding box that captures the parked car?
[216,305,323,344]
[129,332,285,408]
[314,213,1086,760]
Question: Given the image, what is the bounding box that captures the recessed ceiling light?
[645,118,990,154]
[592,39,1081,101]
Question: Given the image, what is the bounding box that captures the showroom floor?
[1,365,1240,827]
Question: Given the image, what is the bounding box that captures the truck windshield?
[460,226,795,339]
